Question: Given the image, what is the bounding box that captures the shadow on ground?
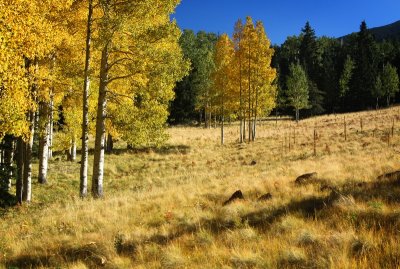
[5,174,400,268]
[0,190,17,215]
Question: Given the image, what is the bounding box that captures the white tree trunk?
[92,43,109,198]
[252,120,256,141]
[16,137,24,204]
[48,92,54,159]
[243,118,246,141]
[208,111,212,129]
[70,137,77,162]
[239,118,243,143]
[38,101,50,184]
[80,0,93,198]
[23,110,35,202]
[221,115,224,145]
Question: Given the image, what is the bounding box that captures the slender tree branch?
[107,57,132,70]
[107,73,136,84]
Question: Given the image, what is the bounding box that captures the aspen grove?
[0,0,189,200]
[0,2,277,202]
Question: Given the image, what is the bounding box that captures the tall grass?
[1,106,400,268]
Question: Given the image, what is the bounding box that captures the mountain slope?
[340,20,400,41]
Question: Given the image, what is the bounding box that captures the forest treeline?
[170,20,400,124]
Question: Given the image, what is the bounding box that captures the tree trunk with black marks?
[48,92,54,159]
[70,137,76,162]
[80,0,93,198]
[22,110,35,202]
[92,42,109,199]
[16,137,24,204]
[2,135,14,192]
[38,101,50,184]
[106,133,113,153]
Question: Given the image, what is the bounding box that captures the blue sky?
[173,0,400,45]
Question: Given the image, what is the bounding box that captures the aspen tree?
[91,0,187,198]
[213,34,235,145]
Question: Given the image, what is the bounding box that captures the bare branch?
[107,73,136,84]
[107,57,132,70]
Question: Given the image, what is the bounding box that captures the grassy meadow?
[1,107,400,268]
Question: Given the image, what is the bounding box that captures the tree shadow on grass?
[111,144,191,156]
[0,190,17,216]
[340,180,400,204]
[139,191,340,247]
[6,176,400,267]
[6,242,116,269]
[137,176,400,247]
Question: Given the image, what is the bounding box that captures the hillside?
[369,20,400,40]
[340,20,400,41]
[1,107,400,268]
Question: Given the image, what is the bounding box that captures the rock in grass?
[295,172,318,185]
[223,190,244,206]
[250,160,257,166]
[258,193,272,201]
[376,171,400,182]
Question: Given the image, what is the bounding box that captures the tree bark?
[252,120,256,141]
[239,119,243,143]
[2,135,14,192]
[70,137,77,161]
[16,137,24,204]
[48,57,55,159]
[243,118,246,141]
[22,110,35,202]
[204,104,207,129]
[221,115,224,145]
[238,33,243,144]
[80,0,93,198]
[221,85,225,145]
[92,43,109,199]
[0,145,3,167]
[48,92,54,159]
[295,108,299,123]
[199,111,202,127]
[208,110,212,129]
[248,42,251,143]
[106,133,113,153]
[38,101,50,184]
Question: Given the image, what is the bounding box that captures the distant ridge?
[339,20,400,41]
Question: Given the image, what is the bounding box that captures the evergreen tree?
[299,22,319,79]
[351,21,379,109]
[307,80,325,115]
[169,31,217,126]
[318,37,341,113]
[193,31,218,128]
[299,22,324,115]
[169,30,198,124]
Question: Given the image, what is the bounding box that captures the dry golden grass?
[1,106,400,268]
